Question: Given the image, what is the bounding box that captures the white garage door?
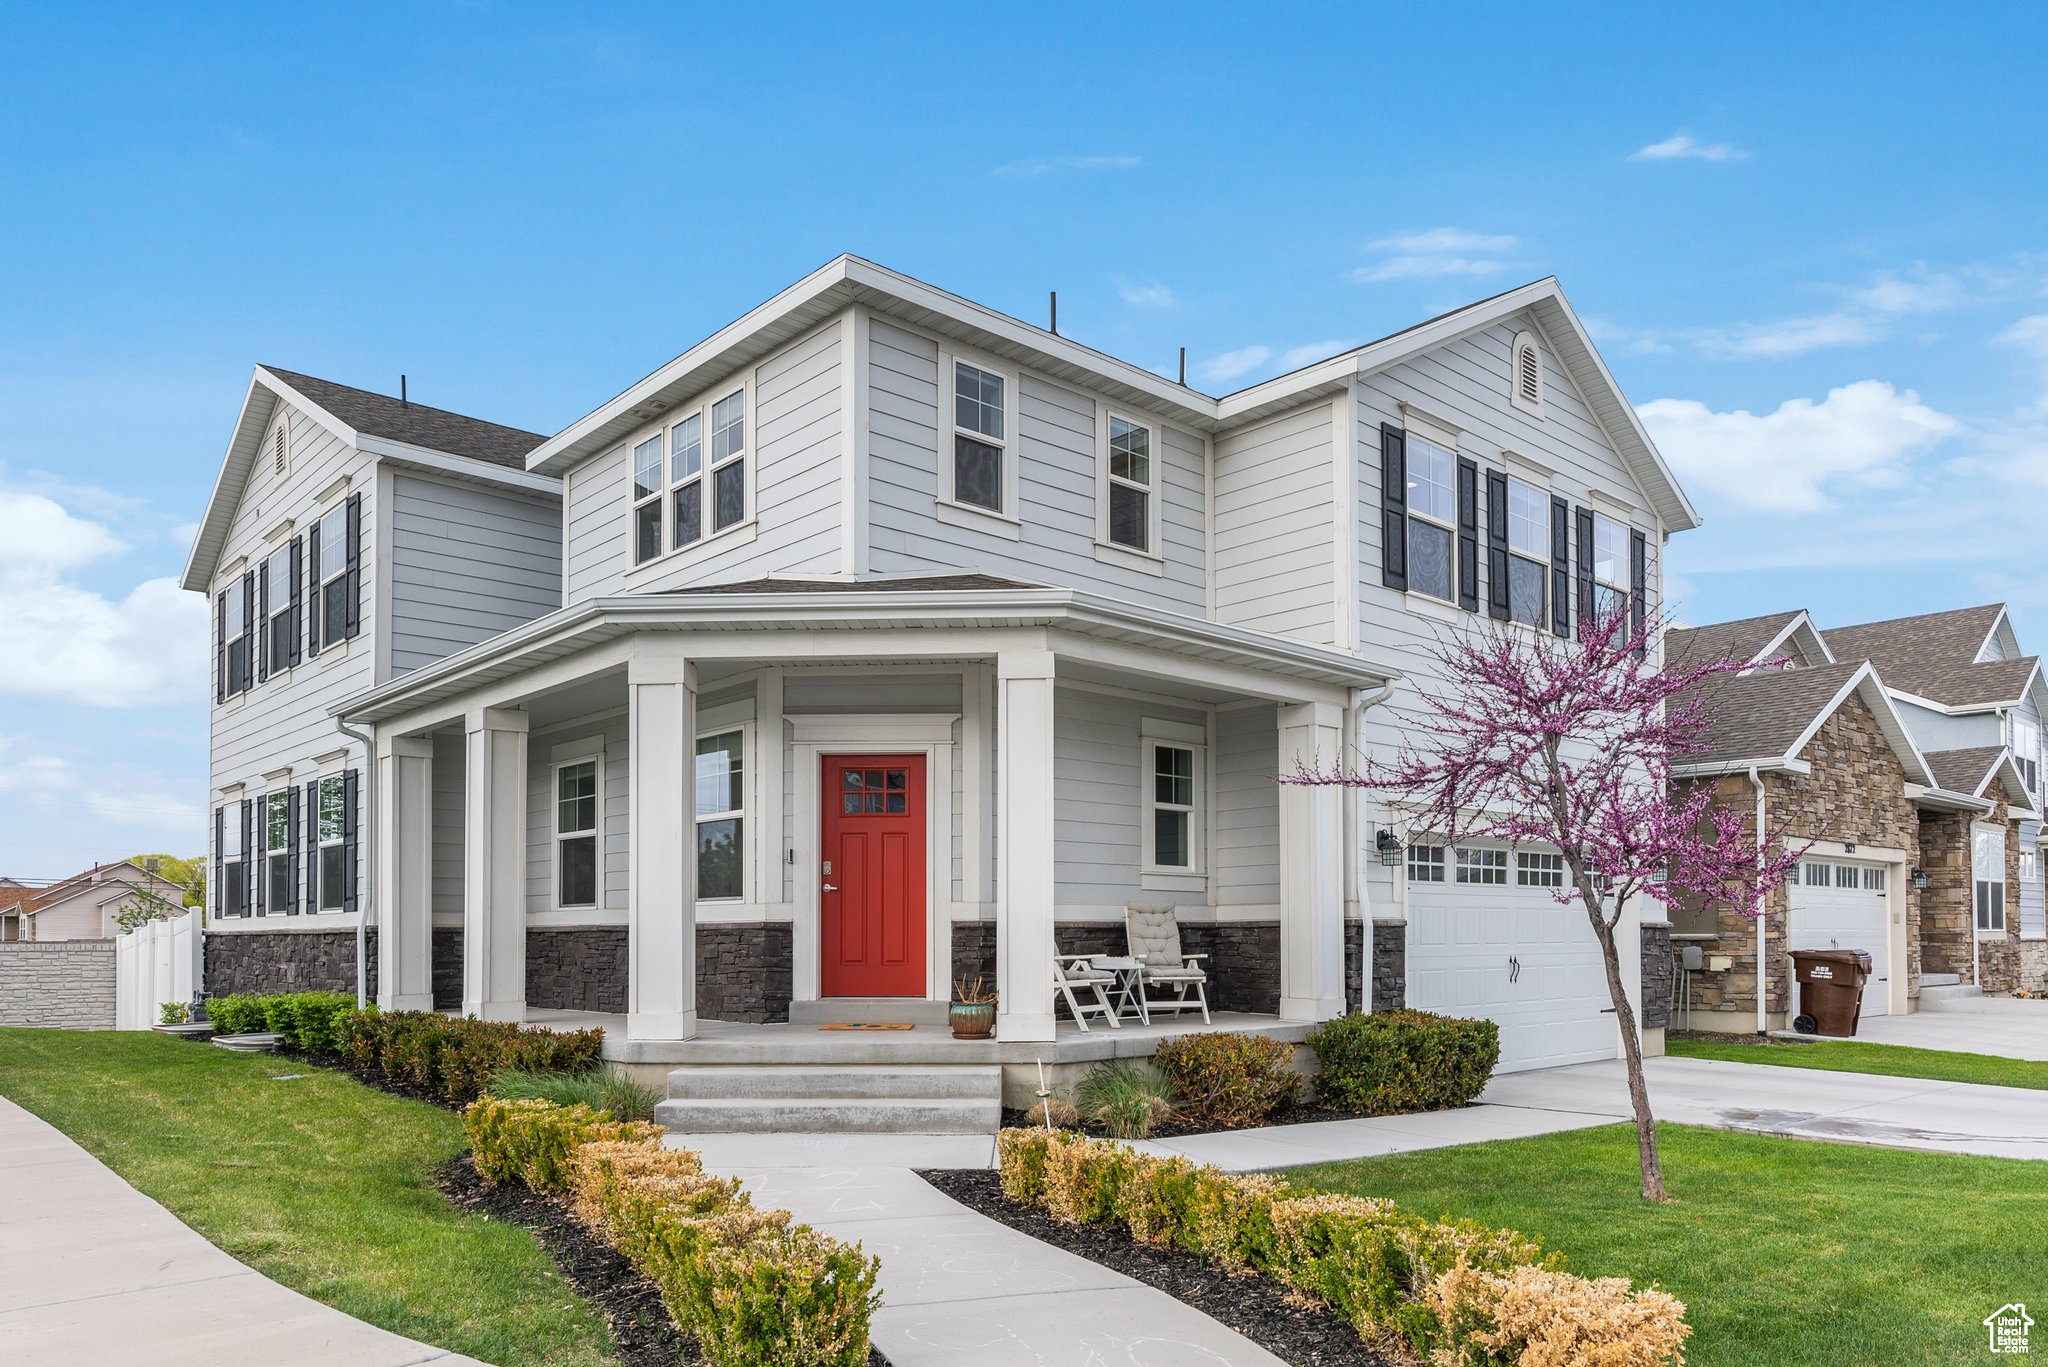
[1787,858,1891,1017]
[1404,845,1617,1073]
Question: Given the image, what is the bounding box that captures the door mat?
[817,1022,916,1031]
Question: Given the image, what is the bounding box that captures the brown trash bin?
[1789,948,1873,1037]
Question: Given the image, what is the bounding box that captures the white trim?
[934,497,1022,539]
[352,435,560,495]
[840,308,871,575]
[625,374,759,571]
[938,346,1019,520]
[1140,716,1207,884]
[551,751,604,911]
[789,715,957,1004]
[693,721,751,905]
[1396,401,1462,451]
[1095,405,1165,559]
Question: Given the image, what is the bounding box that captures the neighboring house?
[5,862,188,941]
[180,368,564,992]
[1667,606,2043,1033]
[188,256,1697,1083]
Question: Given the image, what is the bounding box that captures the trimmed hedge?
[1306,1009,1500,1115]
[998,1128,1688,1365]
[340,1009,603,1106]
[204,990,356,1052]
[1151,1031,1299,1128]
[467,1099,880,1367]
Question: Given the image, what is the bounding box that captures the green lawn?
[1288,1123,2048,1367]
[1669,1034,2048,1090]
[0,1029,613,1367]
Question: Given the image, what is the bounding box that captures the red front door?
[820,754,928,997]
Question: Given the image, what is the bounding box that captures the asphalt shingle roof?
[1679,661,1868,767]
[1923,746,2006,797]
[1823,605,2036,708]
[1666,611,1806,670]
[263,367,548,470]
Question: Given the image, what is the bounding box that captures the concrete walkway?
[1851,999,2048,1061]
[671,1133,1285,1367]
[0,1096,490,1367]
[1134,1055,2048,1171]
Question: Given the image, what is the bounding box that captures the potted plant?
[950,976,997,1040]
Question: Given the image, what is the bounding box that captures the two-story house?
[1665,604,2043,1035]
[182,368,564,995]
[193,257,1698,1112]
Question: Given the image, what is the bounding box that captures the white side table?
[1088,955,1149,1024]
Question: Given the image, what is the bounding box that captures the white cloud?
[1638,380,1957,513]
[1349,227,1520,284]
[0,738,202,840]
[1694,312,1887,360]
[993,154,1142,178]
[1114,278,1176,310]
[1630,132,1748,162]
[1855,272,1965,315]
[1277,339,1360,370]
[1194,345,1272,384]
[0,490,125,570]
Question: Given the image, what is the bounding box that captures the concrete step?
[1920,983,1984,1012]
[654,1095,1002,1134]
[786,998,951,1027]
[667,1064,1001,1102]
[1920,972,1963,987]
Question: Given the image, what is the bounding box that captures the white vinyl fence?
[115,913,203,1029]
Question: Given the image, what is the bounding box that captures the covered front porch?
[337,581,1388,1053]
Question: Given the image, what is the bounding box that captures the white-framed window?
[315,504,349,648]
[948,358,1009,515]
[315,775,346,911]
[1405,434,1458,602]
[1505,477,1549,627]
[669,410,704,549]
[265,791,291,914]
[264,546,294,672]
[1140,719,1205,874]
[1510,331,1544,417]
[1836,863,1859,889]
[1407,844,1445,882]
[1516,850,1566,888]
[1591,512,1629,621]
[1862,866,1889,892]
[634,388,749,566]
[1104,414,1155,554]
[221,810,246,917]
[1456,846,1508,885]
[706,389,748,535]
[1803,860,1831,887]
[1974,824,2007,934]
[554,759,599,908]
[631,433,664,564]
[2011,715,2040,795]
[223,576,252,694]
[696,730,745,901]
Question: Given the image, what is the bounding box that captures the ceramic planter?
[949,1001,996,1040]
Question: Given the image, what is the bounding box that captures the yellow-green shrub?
[464,1097,662,1192]
[1424,1262,1691,1367]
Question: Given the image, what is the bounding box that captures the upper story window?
[2011,716,2040,795]
[1405,435,1457,602]
[1510,331,1544,417]
[222,577,252,696]
[1974,825,2007,934]
[632,389,748,566]
[950,361,1007,514]
[264,547,295,671]
[696,730,745,901]
[314,504,349,649]
[1590,511,1628,621]
[1504,477,1549,627]
[1106,416,1153,553]
[555,759,599,907]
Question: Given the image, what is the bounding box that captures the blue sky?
[3,3,2046,875]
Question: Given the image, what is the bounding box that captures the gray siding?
[526,716,631,913]
[865,319,1208,612]
[1212,704,1281,910]
[388,471,562,674]
[432,730,465,914]
[1052,688,1208,910]
[1213,402,1337,644]
[565,442,628,603]
[1893,698,1998,753]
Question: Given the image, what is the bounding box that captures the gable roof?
[180,367,556,593]
[523,256,1699,533]
[1674,659,1935,785]
[1822,605,2043,709]
[1667,610,1822,672]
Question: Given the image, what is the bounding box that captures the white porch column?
[628,651,698,1041]
[375,734,436,1011]
[463,706,528,1021]
[1278,701,1346,1022]
[996,648,1058,1042]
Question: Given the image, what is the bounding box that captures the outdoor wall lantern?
[1376,828,1403,866]
[1911,866,1928,890]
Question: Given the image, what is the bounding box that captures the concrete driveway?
[1849,998,2048,1061]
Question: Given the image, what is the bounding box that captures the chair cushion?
[1125,905,1184,963]
[1142,966,1206,982]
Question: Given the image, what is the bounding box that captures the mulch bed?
[1002,1102,1413,1141]
[918,1168,1389,1367]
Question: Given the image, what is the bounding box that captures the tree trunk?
[1588,907,1668,1203]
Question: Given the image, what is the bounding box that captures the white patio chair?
[1124,904,1211,1024]
[1053,954,1122,1031]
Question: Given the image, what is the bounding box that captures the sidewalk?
[668,1132,1286,1367]
[0,1095,490,1367]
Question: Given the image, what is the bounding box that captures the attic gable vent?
[1510,330,1544,417]
[272,421,289,475]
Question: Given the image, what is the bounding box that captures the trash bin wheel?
[1792,1013,1818,1035]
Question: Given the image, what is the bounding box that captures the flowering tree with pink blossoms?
[1287,608,1804,1202]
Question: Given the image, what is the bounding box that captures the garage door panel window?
[1455,847,1507,885]
[1516,851,1565,888]
[1407,844,1446,882]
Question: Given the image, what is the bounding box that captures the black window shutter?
[1549,497,1571,638]
[1379,423,1407,590]
[1455,456,1479,613]
[241,571,257,690]
[212,806,224,920]
[304,779,321,912]
[342,768,361,917]
[239,799,253,917]
[214,591,227,704]
[285,786,301,916]
[1629,527,1649,658]
[1485,468,1510,621]
[250,797,266,917]
[307,520,322,657]
[1575,505,1596,628]
[343,493,363,639]
[288,536,304,668]
[257,559,270,682]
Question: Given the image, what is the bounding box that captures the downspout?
[1749,765,1768,1035]
[337,719,375,1009]
[1350,679,1397,1015]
